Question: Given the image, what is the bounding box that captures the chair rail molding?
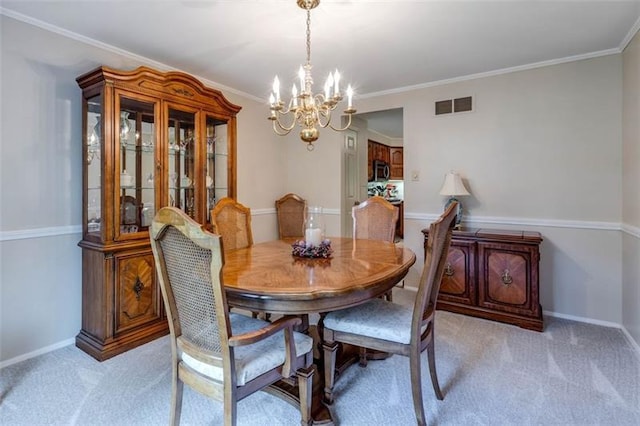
[1,214,633,242]
[0,225,82,241]
[405,212,622,232]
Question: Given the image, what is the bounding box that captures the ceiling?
[2,1,639,139]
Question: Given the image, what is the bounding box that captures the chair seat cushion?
[324,298,416,344]
[182,313,313,386]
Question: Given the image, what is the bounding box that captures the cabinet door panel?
[167,106,198,220]
[438,240,475,305]
[478,242,538,316]
[114,251,160,334]
[114,93,159,241]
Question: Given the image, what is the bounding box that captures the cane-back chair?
[322,202,458,426]
[352,196,400,301]
[210,197,253,250]
[150,207,314,426]
[352,196,399,243]
[275,193,307,239]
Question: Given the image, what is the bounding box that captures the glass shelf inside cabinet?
[117,96,156,237]
[86,94,103,237]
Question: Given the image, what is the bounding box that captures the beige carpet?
[1,290,639,425]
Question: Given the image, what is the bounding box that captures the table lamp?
[439,171,470,229]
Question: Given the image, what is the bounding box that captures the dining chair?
[211,197,271,320]
[210,197,253,250]
[275,193,307,239]
[150,207,314,426]
[322,201,458,426]
[352,196,400,301]
[352,196,399,243]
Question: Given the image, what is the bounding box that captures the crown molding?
[360,48,621,99]
[620,15,640,51]
[0,7,263,103]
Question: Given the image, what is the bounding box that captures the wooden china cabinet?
[77,66,241,360]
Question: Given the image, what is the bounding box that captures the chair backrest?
[412,201,458,340]
[352,196,399,242]
[275,193,307,239]
[150,207,233,376]
[210,197,253,250]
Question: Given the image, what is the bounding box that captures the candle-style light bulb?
[269,92,275,107]
[292,84,298,107]
[347,85,353,109]
[326,72,334,99]
[334,69,341,95]
[272,76,280,102]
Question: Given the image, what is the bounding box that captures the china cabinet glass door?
[115,94,158,240]
[205,114,230,222]
[167,107,197,218]
[85,93,103,239]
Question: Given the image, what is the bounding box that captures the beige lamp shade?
[439,171,470,196]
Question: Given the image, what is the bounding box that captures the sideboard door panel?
[439,241,476,305]
[479,245,532,313]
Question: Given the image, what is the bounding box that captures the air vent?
[454,96,472,112]
[435,96,473,115]
[435,100,452,115]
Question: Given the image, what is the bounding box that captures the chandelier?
[268,0,356,151]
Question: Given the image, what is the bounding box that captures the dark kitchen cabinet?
[389,147,403,180]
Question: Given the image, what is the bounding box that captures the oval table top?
[223,237,416,315]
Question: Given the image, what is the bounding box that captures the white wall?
[355,55,625,325]
[622,30,640,345]
[0,15,283,363]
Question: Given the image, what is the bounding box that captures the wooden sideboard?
[422,227,543,331]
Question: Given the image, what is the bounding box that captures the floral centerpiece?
[291,239,333,259]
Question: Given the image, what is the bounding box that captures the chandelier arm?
[273,113,299,133]
[272,120,294,136]
[328,113,355,132]
[316,108,332,129]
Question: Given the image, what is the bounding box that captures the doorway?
[341,108,404,238]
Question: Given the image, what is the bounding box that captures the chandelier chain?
[306,8,311,66]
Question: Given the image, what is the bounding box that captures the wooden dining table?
[222,237,416,425]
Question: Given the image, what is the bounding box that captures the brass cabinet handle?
[444,262,454,277]
[501,269,513,285]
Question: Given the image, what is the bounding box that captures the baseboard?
[534,310,639,358]
[0,337,75,370]
[542,310,622,328]
[620,326,640,360]
[402,286,640,358]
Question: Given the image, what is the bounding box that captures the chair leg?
[409,348,427,426]
[358,346,368,367]
[170,365,184,426]
[322,340,339,405]
[297,365,315,426]
[223,386,237,426]
[427,334,444,400]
